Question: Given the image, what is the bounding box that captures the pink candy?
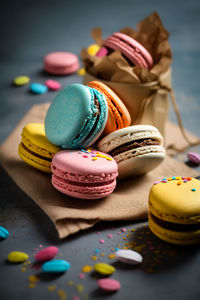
[98,278,121,292]
[35,246,58,262]
[187,152,200,165]
[99,239,105,244]
[45,80,61,91]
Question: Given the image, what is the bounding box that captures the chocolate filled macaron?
[148,177,200,245]
[45,84,108,149]
[98,125,165,179]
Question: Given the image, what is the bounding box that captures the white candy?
[115,249,143,265]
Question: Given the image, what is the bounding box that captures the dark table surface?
[1,1,200,300]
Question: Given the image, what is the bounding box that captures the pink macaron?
[51,149,118,199]
[44,52,80,75]
[97,32,153,69]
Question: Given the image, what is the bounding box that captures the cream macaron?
[98,125,165,179]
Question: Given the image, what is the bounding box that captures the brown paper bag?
[81,12,200,148]
[83,68,171,136]
[0,103,198,238]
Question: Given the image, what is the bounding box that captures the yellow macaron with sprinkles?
[148,176,200,245]
[18,123,60,173]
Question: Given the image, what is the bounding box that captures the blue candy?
[42,260,71,273]
[30,83,47,94]
[0,226,9,240]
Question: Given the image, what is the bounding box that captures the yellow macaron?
[18,123,60,173]
[148,176,200,245]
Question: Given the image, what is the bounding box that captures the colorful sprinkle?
[108,254,116,259]
[99,239,105,244]
[73,296,81,300]
[121,227,127,232]
[107,234,113,238]
[191,188,196,192]
[48,285,56,291]
[91,256,98,261]
[76,284,84,293]
[57,289,67,300]
[28,275,40,282]
[79,273,85,279]
[94,249,100,253]
[77,68,86,76]
[83,155,88,158]
[82,265,93,272]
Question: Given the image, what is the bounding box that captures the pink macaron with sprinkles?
[97,32,153,69]
[51,149,118,199]
[44,52,80,75]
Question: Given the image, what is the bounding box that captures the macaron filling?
[79,87,107,149]
[20,142,52,162]
[150,212,200,232]
[89,83,124,130]
[52,175,115,187]
[108,138,160,157]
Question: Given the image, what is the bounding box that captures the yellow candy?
[8,251,29,263]
[94,262,115,275]
[82,265,93,273]
[87,44,100,56]
[108,254,116,259]
[14,76,30,86]
[77,68,86,76]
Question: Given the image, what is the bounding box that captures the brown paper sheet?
[0,103,198,238]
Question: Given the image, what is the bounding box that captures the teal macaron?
[45,83,108,149]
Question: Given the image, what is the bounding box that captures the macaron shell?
[52,174,117,199]
[18,143,52,173]
[88,81,131,134]
[22,123,60,158]
[45,84,96,148]
[149,178,200,223]
[115,149,165,179]
[80,87,108,148]
[51,150,118,179]
[148,213,200,245]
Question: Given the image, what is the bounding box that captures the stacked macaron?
[96,32,153,70]
[18,80,166,198]
[18,34,166,200]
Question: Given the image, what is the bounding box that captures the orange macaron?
[88,81,131,135]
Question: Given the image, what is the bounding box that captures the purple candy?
[187,152,200,165]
